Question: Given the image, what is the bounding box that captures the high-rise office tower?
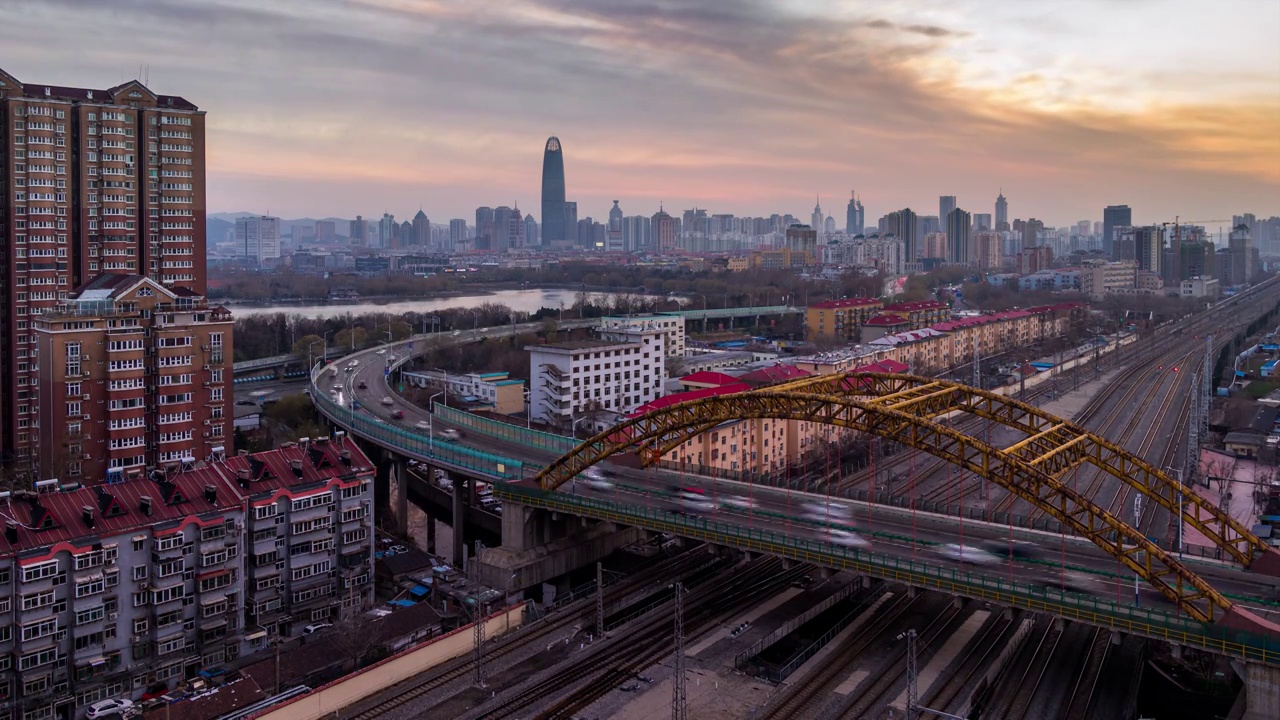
[235,216,280,263]
[540,136,566,246]
[0,69,211,477]
[947,208,972,264]
[887,208,919,261]
[824,216,837,235]
[475,206,495,250]
[524,214,538,246]
[412,209,430,246]
[845,191,865,234]
[995,190,1009,231]
[607,200,624,252]
[562,201,578,246]
[349,215,367,246]
[493,206,518,251]
[378,213,396,248]
[1023,218,1045,250]
[939,196,957,227]
[972,213,992,231]
[810,197,824,235]
[652,206,676,254]
[398,220,412,248]
[1103,205,1132,259]
[448,218,467,251]
[1117,225,1164,276]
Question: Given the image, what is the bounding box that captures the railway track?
[472,556,809,720]
[921,610,1017,715]
[345,545,717,720]
[980,617,1061,720]
[763,590,924,720]
[1062,627,1112,720]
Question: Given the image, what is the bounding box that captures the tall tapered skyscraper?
[540,136,567,246]
[995,190,1009,231]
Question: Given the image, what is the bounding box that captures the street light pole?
[323,330,334,364]
[307,339,322,374]
[1166,466,1184,558]
[428,392,443,455]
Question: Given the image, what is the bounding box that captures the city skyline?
[4,1,1276,225]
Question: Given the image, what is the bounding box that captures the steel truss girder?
[535,389,1230,623]
[774,372,1266,568]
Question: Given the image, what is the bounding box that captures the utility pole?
[904,629,919,720]
[972,335,980,389]
[596,561,605,636]
[672,582,687,720]
[473,540,485,686]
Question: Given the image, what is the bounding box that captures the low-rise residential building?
[402,370,525,415]
[859,315,912,342]
[1080,260,1137,299]
[0,436,375,719]
[879,301,949,329]
[805,298,883,344]
[33,275,234,485]
[600,314,685,358]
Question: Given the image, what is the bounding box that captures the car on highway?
[235,400,257,407]
[358,381,368,390]
[1051,571,1102,596]
[391,410,405,420]
[827,529,870,549]
[982,539,1040,560]
[375,349,386,355]
[331,383,342,391]
[85,699,135,719]
[439,428,462,442]
[380,397,394,406]
[935,544,999,566]
[719,495,758,510]
[803,501,852,519]
[415,420,431,431]
[351,400,361,410]
[675,497,716,514]
[582,474,615,491]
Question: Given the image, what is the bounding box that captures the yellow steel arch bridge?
[534,372,1280,632]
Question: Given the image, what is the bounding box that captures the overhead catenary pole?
[672,582,687,720]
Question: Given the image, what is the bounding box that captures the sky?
[2,0,1277,228]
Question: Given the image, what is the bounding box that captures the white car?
[303,623,333,635]
[439,428,462,442]
[86,699,135,719]
[804,501,852,519]
[584,476,615,491]
[380,397,394,406]
[415,420,431,431]
[827,530,871,549]
[678,498,716,514]
[935,544,999,566]
[720,495,758,510]
[375,349,387,355]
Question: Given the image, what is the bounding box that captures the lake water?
[229,288,670,319]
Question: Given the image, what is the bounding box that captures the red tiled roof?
[930,310,1031,332]
[738,364,812,384]
[883,300,947,312]
[856,359,911,374]
[679,371,741,387]
[0,437,375,558]
[629,383,751,416]
[863,314,909,326]
[810,297,882,310]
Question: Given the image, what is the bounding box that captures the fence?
[734,580,863,670]
[310,384,526,481]
[493,482,1280,665]
[435,404,578,455]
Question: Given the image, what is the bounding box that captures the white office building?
[235,216,281,263]
[599,314,685,358]
[528,328,665,427]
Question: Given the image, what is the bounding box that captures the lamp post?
[428,392,443,455]
[523,388,532,429]
[322,330,334,364]
[471,310,480,332]
[307,340,322,374]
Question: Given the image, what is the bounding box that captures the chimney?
[290,459,304,478]
[204,484,216,504]
[4,522,17,544]
[140,496,153,517]
[339,451,352,467]
[81,505,95,528]
[237,468,251,483]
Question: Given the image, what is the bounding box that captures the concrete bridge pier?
[391,457,408,538]
[1232,661,1280,720]
[472,500,644,595]
[451,474,470,567]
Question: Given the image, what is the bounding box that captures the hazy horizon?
[5,0,1277,227]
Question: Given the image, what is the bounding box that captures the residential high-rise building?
[810,197,824,236]
[349,216,367,247]
[397,220,411,249]
[34,275,233,482]
[448,218,467,252]
[540,136,567,246]
[972,213,992,232]
[314,220,336,244]
[785,224,818,263]
[939,196,957,227]
[1119,225,1164,276]
[607,200,624,252]
[947,207,972,265]
[0,69,209,476]
[1227,224,1257,286]
[922,232,948,260]
[412,210,430,246]
[235,216,280,263]
[524,213,538,246]
[652,207,676,254]
[1103,205,1132,259]
[622,215,651,252]
[995,191,1009,231]
[976,231,1002,269]
[1022,218,1045,250]
[918,215,940,239]
[492,206,520,251]
[887,208,919,261]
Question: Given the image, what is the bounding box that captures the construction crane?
[1158,217,1231,285]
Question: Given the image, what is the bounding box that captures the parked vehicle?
[86,699,135,719]
[303,623,333,635]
